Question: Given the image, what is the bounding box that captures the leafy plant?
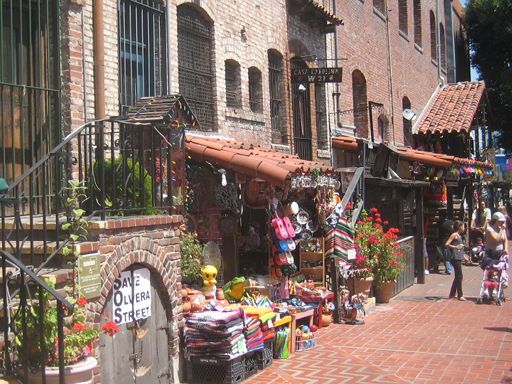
[15,283,99,367]
[93,156,161,215]
[354,208,403,285]
[179,232,203,282]
[61,180,89,265]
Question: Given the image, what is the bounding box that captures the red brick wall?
[336,0,455,146]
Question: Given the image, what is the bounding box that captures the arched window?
[398,0,408,35]
[430,11,437,61]
[248,67,263,113]
[413,0,422,47]
[177,4,215,131]
[352,70,369,138]
[268,50,286,144]
[402,96,413,146]
[373,0,385,14]
[225,60,241,109]
[119,0,167,111]
[440,23,447,70]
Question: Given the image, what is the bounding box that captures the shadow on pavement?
[484,326,512,333]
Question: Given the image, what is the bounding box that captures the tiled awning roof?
[332,135,494,170]
[185,135,334,187]
[304,0,343,25]
[415,81,486,134]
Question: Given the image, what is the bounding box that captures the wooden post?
[415,188,425,284]
[329,256,342,323]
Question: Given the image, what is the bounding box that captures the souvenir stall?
[181,136,348,383]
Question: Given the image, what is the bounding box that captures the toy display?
[201,265,218,299]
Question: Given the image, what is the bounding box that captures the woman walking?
[446,221,466,301]
[485,212,508,260]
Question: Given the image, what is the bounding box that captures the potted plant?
[16,283,119,383]
[346,252,374,296]
[179,232,203,287]
[354,208,403,303]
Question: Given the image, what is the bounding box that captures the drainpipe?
[166,3,172,92]
[384,0,396,144]
[93,0,105,118]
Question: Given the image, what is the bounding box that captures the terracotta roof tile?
[415,81,486,134]
[304,0,343,25]
[331,136,358,151]
[185,135,335,187]
[331,135,494,169]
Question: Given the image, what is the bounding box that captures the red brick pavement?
[247,258,512,383]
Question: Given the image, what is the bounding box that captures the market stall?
[181,136,359,382]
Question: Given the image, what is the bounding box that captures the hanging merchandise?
[215,183,238,210]
[324,216,355,262]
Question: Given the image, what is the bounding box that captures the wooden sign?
[78,253,102,299]
[291,67,342,83]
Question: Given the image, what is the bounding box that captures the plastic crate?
[295,333,316,352]
[244,350,260,378]
[257,340,273,369]
[188,354,245,384]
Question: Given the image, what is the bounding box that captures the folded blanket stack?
[185,309,247,358]
[244,316,264,352]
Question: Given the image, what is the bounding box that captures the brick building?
[335,0,469,146]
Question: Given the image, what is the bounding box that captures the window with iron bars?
[118,0,167,113]
[248,67,262,113]
[177,4,215,131]
[1,0,60,183]
[268,50,286,144]
[225,60,241,109]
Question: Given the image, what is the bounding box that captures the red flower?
[370,208,379,213]
[76,297,88,307]
[368,235,379,245]
[72,322,87,333]
[383,220,389,225]
[102,321,120,337]
[375,217,382,223]
[374,213,381,218]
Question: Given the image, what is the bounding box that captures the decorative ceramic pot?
[321,313,332,327]
[373,281,396,303]
[347,277,373,296]
[27,356,97,384]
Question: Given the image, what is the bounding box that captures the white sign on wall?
[113,268,152,325]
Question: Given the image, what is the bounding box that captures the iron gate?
[393,236,415,295]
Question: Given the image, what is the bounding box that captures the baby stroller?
[476,252,509,305]
[469,228,485,265]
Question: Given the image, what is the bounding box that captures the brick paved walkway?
[247,258,512,383]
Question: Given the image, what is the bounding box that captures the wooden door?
[100,266,173,383]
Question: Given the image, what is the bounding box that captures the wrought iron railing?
[0,117,182,380]
[0,250,73,383]
[393,236,415,295]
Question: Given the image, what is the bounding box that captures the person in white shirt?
[471,199,491,236]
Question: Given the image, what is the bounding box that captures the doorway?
[100,265,173,383]
[291,59,312,160]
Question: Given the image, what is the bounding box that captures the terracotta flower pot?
[373,280,395,303]
[321,313,332,327]
[347,277,373,296]
[27,356,97,384]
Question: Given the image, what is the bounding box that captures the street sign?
[291,67,342,83]
[78,253,102,299]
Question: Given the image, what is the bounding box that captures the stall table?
[293,292,334,329]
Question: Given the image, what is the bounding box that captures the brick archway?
[96,236,180,323]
